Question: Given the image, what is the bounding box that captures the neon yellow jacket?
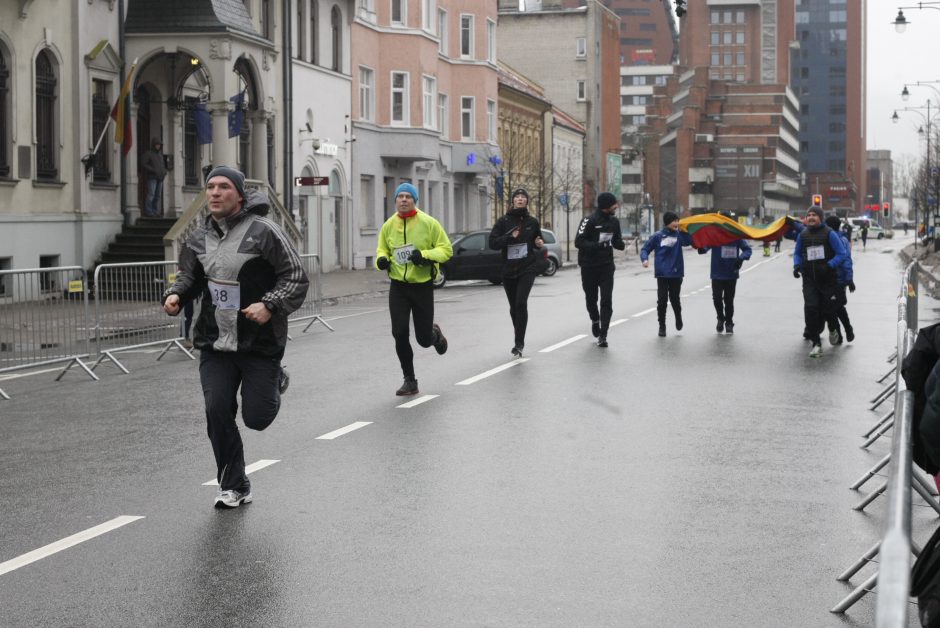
[375,209,453,283]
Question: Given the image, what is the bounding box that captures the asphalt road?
[0,237,933,627]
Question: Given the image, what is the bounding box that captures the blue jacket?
[783,221,805,241]
[792,226,849,276]
[640,227,694,278]
[698,239,752,280]
[834,232,853,285]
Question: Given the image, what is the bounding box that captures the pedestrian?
[575,192,626,347]
[640,211,694,337]
[792,206,848,357]
[375,182,452,396]
[162,166,309,508]
[860,222,869,250]
[697,237,752,334]
[490,188,545,357]
[824,215,856,344]
[141,137,167,217]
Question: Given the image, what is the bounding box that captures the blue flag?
[228,90,246,138]
[193,103,212,145]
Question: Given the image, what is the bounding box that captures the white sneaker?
[828,329,841,346]
[214,489,253,509]
[809,344,822,358]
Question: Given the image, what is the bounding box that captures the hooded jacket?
[163,188,309,359]
[375,208,453,284]
[141,139,167,180]
[640,227,694,278]
[575,210,626,268]
[697,239,752,280]
[489,209,543,278]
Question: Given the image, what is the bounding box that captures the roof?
[497,61,551,106]
[125,0,258,37]
[552,107,585,134]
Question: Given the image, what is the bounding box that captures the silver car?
[539,228,563,276]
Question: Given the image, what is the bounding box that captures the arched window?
[296,0,305,60]
[331,6,341,72]
[35,49,57,180]
[310,1,319,65]
[0,44,10,178]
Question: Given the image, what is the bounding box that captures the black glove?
[409,249,431,265]
[697,248,708,255]
[793,266,801,279]
[377,256,391,270]
[734,260,743,270]
[848,281,856,293]
[600,240,612,249]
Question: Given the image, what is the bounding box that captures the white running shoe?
[214,489,253,509]
[809,344,822,358]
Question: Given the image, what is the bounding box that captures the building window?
[357,0,376,23]
[391,71,409,125]
[460,96,473,139]
[487,19,496,63]
[639,23,656,32]
[359,66,374,121]
[35,50,57,181]
[91,79,111,183]
[576,37,586,58]
[360,175,375,228]
[711,52,719,65]
[438,93,448,137]
[460,14,474,58]
[486,99,496,142]
[438,9,448,55]
[331,5,341,71]
[296,0,305,59]
[577,80,586,101]
[723,32,732,45]
[800,67,809,78]
[736,11,744,23]
[800,104,809,114]
[710,32,719,45]
[736,31,745,44]
[422,0,434,32]
[183,97,199,187]
[391,0,405,26]
[735,52,744,65]
[310,0,319,64]
[723,53,732,66]
[723,10,731,23]
[0,46,7,178]
[261,0,273,39]
[711,11,719,24]
[422,75,437,129]
[830,10,846,22]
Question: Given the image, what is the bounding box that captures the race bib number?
[507,243,528,260]
[394,244,416,265]
[660,236,677,248]
[599,232,613,244]
[806,245,825,261]
[721,246,738,259]
[208,278,241,310]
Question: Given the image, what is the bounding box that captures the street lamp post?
[893,3,940,33]
[893,101,939,249]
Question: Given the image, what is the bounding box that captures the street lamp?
[893,102,940,249]
[894,3,940,33]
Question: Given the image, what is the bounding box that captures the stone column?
[250,112,269,184]
[167,108,184,217]
[208,101,234,168]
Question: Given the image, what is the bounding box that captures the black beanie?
[597,192,618,211]
[206,165,246,201]
[807,206,824,221]
[663,211,679,226]
[511,188,529,201]
[824,215,841,230]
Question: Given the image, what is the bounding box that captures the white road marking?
[323,308,387,321]
[397,394,438,408]
[609,318,628,327]
[316,421,372,440]
[539,335,588,353]
[455,359,529,385]
[633,308,656,317]
[740,255,778,273]
[0,516,144,577]
[203,459,281,486]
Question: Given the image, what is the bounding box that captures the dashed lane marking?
[609,318,628,327]
[397,394,438,408]
[0,516,145,577]
[203,459,281,486]
[455,359,529,386]
[539,335,588,353]
[316,421,372,440]
[632,308,656,317]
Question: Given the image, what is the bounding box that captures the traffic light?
[883,201,891,217]
[812,194,822,207]
[675,0,686,17]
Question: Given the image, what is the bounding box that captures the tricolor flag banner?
[678,213,799,248]
[110,60,137,156]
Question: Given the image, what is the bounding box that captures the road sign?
[294,176,329,186]
[558,193,569,207]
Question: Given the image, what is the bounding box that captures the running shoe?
[845,326,855,343]
[675,314,683,331]
[396,377,419,396]
[591,320,600,338]
[716,320,724,333]
[432,324,448,355]
[278,366,290,395]
[724,322,734,334]
[511,345,523,358]
[597,335,608,348]
[828,329,842,346]
[658,325,666,337]
[214,489,253,509]
[809,344,822,358]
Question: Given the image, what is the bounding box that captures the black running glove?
[848,281,856,293]
[409,249,431,265]
[377,256,391,270]
[793,266,801,279]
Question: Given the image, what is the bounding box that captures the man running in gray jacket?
[163,166,308,508]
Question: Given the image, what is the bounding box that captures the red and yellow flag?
[109,60,136,155]
[679,213,799,248]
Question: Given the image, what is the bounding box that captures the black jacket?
[489,211,543,278]
[902,323,940,474]
[575,210,625,268]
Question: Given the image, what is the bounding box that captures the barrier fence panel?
[289,254,333,333]
[0,266,97,400]
[92,261,194,374]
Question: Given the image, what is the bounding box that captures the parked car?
[433,229,562,288]
[849,217,889,239]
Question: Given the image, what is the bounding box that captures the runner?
[697,235,752,333]
[824,215,856,345]
[574,192,625,347]
[375,182,452,396]
[162,166,309,508]
[490,188,544,357]
[640,211,694,337]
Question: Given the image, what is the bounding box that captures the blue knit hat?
[206,165,246,201]
[395,182,419,204]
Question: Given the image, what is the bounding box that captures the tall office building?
[560,0,678,65]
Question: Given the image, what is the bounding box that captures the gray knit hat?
[205,165,246,201]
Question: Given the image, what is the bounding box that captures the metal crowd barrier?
[289,253,333,333]
[0,266,98,399]
[92,261,195,374]
[831,261,923,623]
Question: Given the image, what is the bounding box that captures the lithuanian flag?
[678,213,798,248]
[109,59,137,156]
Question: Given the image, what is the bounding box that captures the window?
[296,0,305,59]
[438,9,448,55]
[391,71,409,125]
[830,10,846,22]
[632,75,647,86]
[0,257,10,297]
[460,96,473,139]
[723,53,732,66]
[422,0,434,32]
[711,11,719,24]
[391,0,405,26]
[735,31,744,44]
[723,32,732,44]
[723,11,731,23]
[460,14,474,58]
[487,19,496,63]
[735,52,744,65]
[358,0,376,23]
[486,99,496,142]
[261,0,273,39]
[360,175,375,228]
[710,32,719,45]
[91,79,111,182]
[639,23,656,32]
[331,5,341,72]
[736,11,744,23]
[438,93,448,137]
[183,97,200,187]
[35,50,57,180]
[39,255,59,292]
[800,67,809,78]
[577,80,586,101]
[422,75,436,129]
[576,37,586,58]
[307,1,318,64]
[0,46,7,178]
[711,52,719,65]
[359,66,374,121]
